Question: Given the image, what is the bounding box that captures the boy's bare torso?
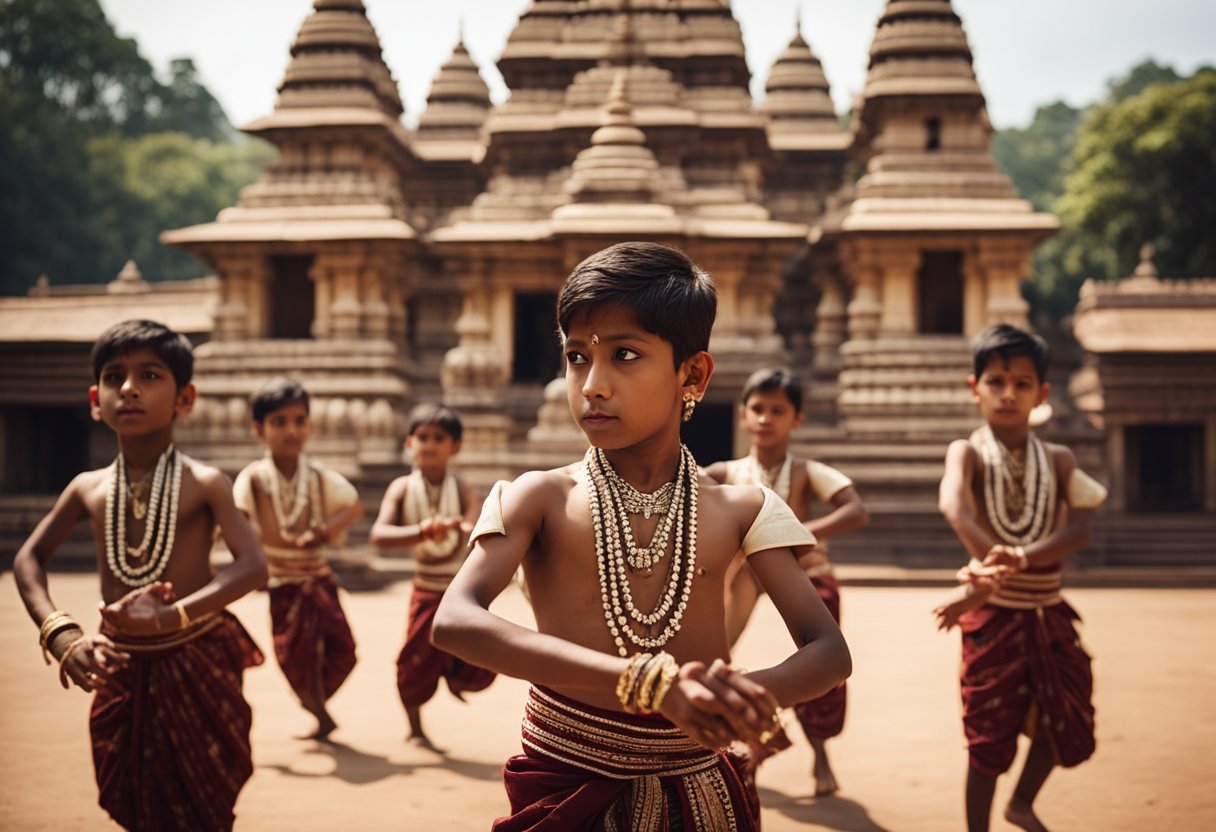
[72,459,221,605]
[517,465,766,712]
[962,429,1072,555]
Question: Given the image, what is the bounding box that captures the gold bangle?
[615,653,651,713]
[39,611,81,664]
[174,602,190,630]
[56,635,90,689]
[635,652,674,714]
[649,658,679,712]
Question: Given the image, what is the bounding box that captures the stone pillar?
[361,255,391,340]
[962,250,987,337]
[812,281,847,373]
[310,258,333,338]
[844,243,882,341]
[441,286,510,408]
[978,243,1031,329]
[491,287,514,377]
[213,254,269,341]
[324,252,365,339]
[879,248,920,336]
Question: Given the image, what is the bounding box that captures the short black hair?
[557,242,718,368]
[971,323,1049,381]
[91,319,193,389]
[250,377,310,424]
[406,402,463,442]
[740,367,803,413]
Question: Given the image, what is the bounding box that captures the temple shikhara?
[2,0,1212,567]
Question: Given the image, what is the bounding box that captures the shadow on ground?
[760,785,891,832]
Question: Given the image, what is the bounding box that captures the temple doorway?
[917,250,964,334]
[1126,423,1205,512]
[269,255,316,339]
[681,402,733,467]
[513,292,562,382]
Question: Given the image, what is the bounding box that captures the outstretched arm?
[14,475,131,692]
[746,546,852,706]
[939,439,997,560]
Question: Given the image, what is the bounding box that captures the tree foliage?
[0,0,269,294]
[995,60,1215,320]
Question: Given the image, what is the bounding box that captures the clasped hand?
[99,581,178,637]
[658,658,782,751]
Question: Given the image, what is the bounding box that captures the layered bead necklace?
[404,469,461,559]
[980,426,1056,545]
[586,445,699,657]
[105,445,182,587]
[260,453,320,535]
[744,453,792,502]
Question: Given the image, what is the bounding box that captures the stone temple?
[2,0,1213,568]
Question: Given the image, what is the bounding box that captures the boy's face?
[406,423,460,470]
[254,401,311,460]
[741,388,803,452]
[89,347,194,436]
[564,305,710,450]
[968,354,1049,430]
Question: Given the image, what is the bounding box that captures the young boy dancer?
[13,319,267,831]
[705,367,869,796]
[370,403,495,747]
[432,242,851,830]
[233,377,364,740]
[937,323,1107,832]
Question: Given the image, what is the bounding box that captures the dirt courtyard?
[2,572,1213,831]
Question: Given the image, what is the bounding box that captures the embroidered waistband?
[522,686,720,780]
[104,612,224,653]
[265,546,332,585]
[969,559,1064,609]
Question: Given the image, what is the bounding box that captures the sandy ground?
[2,572,1214,831]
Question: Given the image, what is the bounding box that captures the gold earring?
[591,334,599,346]
[681,391,697,423]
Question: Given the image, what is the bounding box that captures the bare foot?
[405,733,443,753]
[299,712,337,742]
[813,763,839,797]
[1005,798,1049,832]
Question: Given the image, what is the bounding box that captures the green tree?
[993,100,1083,212]
[1057,66,1216,285]
[0,0,265,293]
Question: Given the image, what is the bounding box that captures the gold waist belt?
[266,546,331,585]
[522,686,719,779]
[989,565,1063,610]
[106,612,223,654]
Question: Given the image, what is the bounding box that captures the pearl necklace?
[105,445,182,587]
[404,469,461,560]
[980,427,1056,545]
[586,445,699,657]
[260,453,319,535]
[745,453,792,502]
[593,447,686,573]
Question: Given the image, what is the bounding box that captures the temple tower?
[162,0,417,473]
[808,0,1059,562]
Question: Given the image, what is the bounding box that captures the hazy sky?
[98,0,1215,131]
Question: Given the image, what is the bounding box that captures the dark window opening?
[681,403,733,467]
[1126,424,1205,512]
[925,117,942,151]
[268,255,315,339]
[2,407,89,494]
[513,292,562,382]
[917,250,964,334]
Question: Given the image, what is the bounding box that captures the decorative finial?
[457,16,465,46]
[1133,242,1159,279]
[795,2,803,38]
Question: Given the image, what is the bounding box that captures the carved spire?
[272,0,403,119]
[564,70,662,205]
[418,33,492,140]
[762,13,837,133]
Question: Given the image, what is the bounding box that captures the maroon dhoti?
[90,610,264,831]
[397,585,495,708]
[793,574,846,740]
[959,599,1095,776]
[269,575,357,705]
[496,686,760,831]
